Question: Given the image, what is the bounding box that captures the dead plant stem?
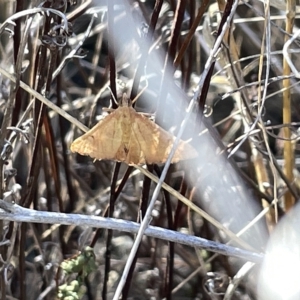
[283,0,296,210]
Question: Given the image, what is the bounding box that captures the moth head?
[120,93,132,108]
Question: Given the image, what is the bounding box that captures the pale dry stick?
[226,118,299,152]
[256,1,278,226]
[265,80,300,100]
[0,66,88,133]
[0,8,68,36]
[186,8,300,37]
[7,16,34,147]
[113,0,241,298]
[186,188,208,274]
[222,119,242,145]
[226,122,288,148]
[174,0,210,67]
[135,165,255,251]
[216,0,251,121]
[85,81,110,127]
[239,1,300,37]
[170,199,274,296]
[7,100,34,144]
[0,10,43,266]
[41,168,141,240]
[258,0,292,10]
[221,203,280,297]
[213,51,299,90]
[42,163,257,251]
[171,253,249,297]
[224,261,256,300]
[234,14,300,24]
[169,264,205,296]
[282,0,296,210]
[219,81,300,144]
[236,1,300,98]
[171,199,277,296]
[227,5,274,159]
[220,74,296,100]
[1,102,35,273]
[14,14,33,88]
[86,21,104,96]
[67,8,127,47]
[66,0,93,22]
[235,199,277,239]
[50,13,97,85]
[283,29,300,77]
[198,105,250,137]
[229,0,277,230]
[181,195,289,295]
[48,95,95,118]
[259,114,280,224]
[37,281,56,300]
[0,201,263,263]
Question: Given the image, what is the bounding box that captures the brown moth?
[70,95,198,165]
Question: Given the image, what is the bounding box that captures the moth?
[70,95,197,165]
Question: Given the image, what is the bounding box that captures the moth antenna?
[107,86,119,107]
[131,81,148,104]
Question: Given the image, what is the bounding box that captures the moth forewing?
[70,96,198,165]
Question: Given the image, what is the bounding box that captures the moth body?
[70,103,198,165]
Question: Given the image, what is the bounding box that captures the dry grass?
[0,0,299,299]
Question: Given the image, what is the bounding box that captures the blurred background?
[0,0,300,299]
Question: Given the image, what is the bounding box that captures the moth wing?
[70,110,126,162]
[127,112,197,165]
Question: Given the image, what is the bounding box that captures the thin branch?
[0,201,263,264]
[113,0,241,298]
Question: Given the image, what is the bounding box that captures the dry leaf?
[70,95,198,165]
